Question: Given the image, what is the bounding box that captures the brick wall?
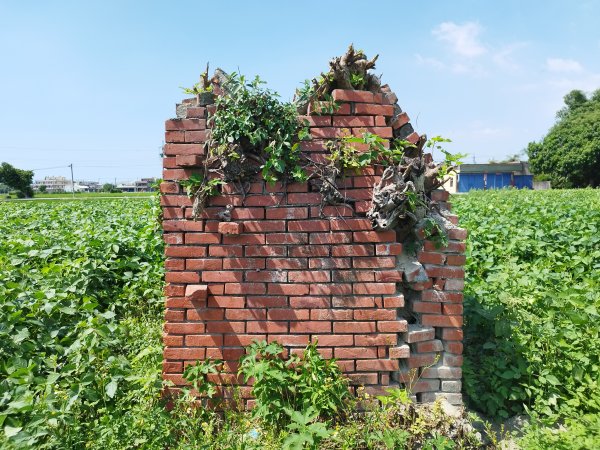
[161,87,466,405]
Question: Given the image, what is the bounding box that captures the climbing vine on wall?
[178,44,464,243]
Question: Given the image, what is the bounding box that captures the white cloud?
[415,53,446,69]
[432,21,486,58]
[492,42,528,72]
[546,58,583,73]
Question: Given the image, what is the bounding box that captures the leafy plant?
[238,341,352,427]
[182,358,223,399]
[210,73,307,184]
[282,407,333,450]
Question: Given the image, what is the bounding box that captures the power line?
[31,165,71,171]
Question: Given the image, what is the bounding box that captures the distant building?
[32,176,69,193]
[444,162,533,193]
[117,177,157,192]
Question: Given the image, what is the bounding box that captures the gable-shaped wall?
[161,85,465,406]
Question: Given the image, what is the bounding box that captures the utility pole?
[69,164,75,198]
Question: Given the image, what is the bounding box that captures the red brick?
[201,271,243,283]
[185,130,209,142]
[287,193,322,204]
[354,104,395,116]
[445,279,465,291]
[309,257,351,269]
[289,296,330,308]
[208,245,243,257]
[242,220,286,233]
[164,348,205,360]
[421,315,463,328]
[356,359,398,371]
[290,321,331,333]
[185,233,221,244]
[331,89,374,103]
[165,130,185,143]
[415,340,444,353]
[375,243,403,255]
[446,255,466,266]
[332,244,374,257]
[165,258,185,271]
[245,246,286,257]
[175,155,202,167]
[408,353,438,369]
[160,182,180,194]
[206,322,246,333]
[389,345,410,359]
[374,271,403,282]
[353,283,396,295]
[244,194,283,207]
[223,258,266,270]
[413,301,442,314]
[354,334,396,346]
[332,296,377,308]
[223,234,266,245]
[445,342,464,354]
[348,373,378,385]
[390,112,410,129]
[310,232,351,244]
[165,272,200,283]
[310,284,352,295]
[163,220,203,232]
[333,116,374,127]
[230,208,265,220]
[353,256,396,268]
[354,309,397,321]
[310,309,353,321]
[165,118,206,131]
[165,284,185,297]
[353,126,393,139]
[426,266,465,279]
[247,320,288,333]
[287,251,331,266]
[184,284,208,300]
[266,207,308,220]
[441,328,463,340]
[353,231,396,243]
[335,347,378,359]
[247,296,287,308]
[418,252,446,265]
[268,284,310,296]
[208,296,245,308]
[313,334,354,346]
[330,218,372,231]
[164,233,184,245]
[187,308,224,321]
[246,271,288,282]
[310,127,348,139]
[332,271,375,282]
[163,361,183,373]
[267,309,309,321]
[406,132,420,144]
[383,295,405,308]
[163,143,204,156]
[165,309,185,322]
[186,259,223,271]
[333,322,376,333]
[225,309,267,321]
[164,322,205,334]
[288,271,330,283]
[224,283,266,295]
[266,258,307,270]
[288,220,330,232]
[448,228,468,240]
[378,320,408,332]
[443,304,463,315]
[185,334,223,347]
[218,222,243,235]
[266,233,308,245]
[186,107,206,118]
[298,115,332,126]
[421,290,463,303]
[375,116,387,126]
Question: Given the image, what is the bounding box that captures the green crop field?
[1,191,599,449]
[454,189,600,448]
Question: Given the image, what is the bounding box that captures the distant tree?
[527,89,600,188]
[102,183,115,193]
[38,185,47,193]
[0,162,34,198]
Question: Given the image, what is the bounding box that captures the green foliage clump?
[527,88,600,188]
[239,341,352,427]
[0,198,165,448]
[210,73,307,184]
[0,162,34,198]
[454,189,600,420]
[519,414,600,450]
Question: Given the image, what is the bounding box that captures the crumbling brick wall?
[161,87,466,406]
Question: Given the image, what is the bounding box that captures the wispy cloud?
[432,21,486,58]
[546,58,583,73]
[492,42,528,72]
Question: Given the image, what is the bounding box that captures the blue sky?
[1,1,599,183]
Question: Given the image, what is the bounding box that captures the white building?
[32,176,69,193]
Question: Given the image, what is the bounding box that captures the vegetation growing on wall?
[180,45,464,248]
